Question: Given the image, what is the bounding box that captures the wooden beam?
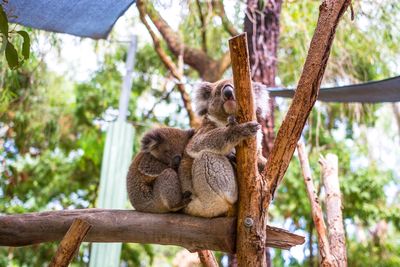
[0,209,304,252]
[49,219,91,267]
[229,33,265,266]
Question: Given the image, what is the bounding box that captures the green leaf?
[0,36,6,53]
[17,30,30,59]
[5,41,19,69]
[0,5,8,37]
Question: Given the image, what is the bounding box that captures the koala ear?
[194,82,213,116]
[252,82,270,119]
[141,129,164,152]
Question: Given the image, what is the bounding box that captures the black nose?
[223,85,234,100]
[172,156,182,169]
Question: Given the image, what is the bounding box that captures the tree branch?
[297,141,334,266]
[49,219,91,267]
[212,0,240,36]
[195,0,208,52]
[197,250,218,267]
[137,0,200,128]
[137,0,230,81]
[261,0,352,199]
[319,154,347,266]
[0,209,305,251]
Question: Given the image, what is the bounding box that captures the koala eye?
[223,84,234,90]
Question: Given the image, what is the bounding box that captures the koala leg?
[153,168,190,212]
[184,152,238,218]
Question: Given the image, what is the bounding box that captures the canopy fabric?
[269,76,400,103]
[3,0,135,39]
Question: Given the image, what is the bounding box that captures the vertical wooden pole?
[49,219,91,267]
[229,33,266,266]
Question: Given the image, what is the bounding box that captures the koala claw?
[240,121,261,137]
[227,116,238,126]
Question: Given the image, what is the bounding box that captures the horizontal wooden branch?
[0,209,304,252]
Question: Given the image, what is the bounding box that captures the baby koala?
[126,127,194,213]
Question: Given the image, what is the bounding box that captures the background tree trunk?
[244,0,283,157]
[244,1,282,265]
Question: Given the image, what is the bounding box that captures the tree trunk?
[244,0,282,157]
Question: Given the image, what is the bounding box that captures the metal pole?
[118,35,137,121]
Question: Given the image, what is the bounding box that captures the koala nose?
[222,85,234,100]
[172,155,182,169]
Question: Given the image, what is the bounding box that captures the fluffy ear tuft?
[252,82,270,120]
[141,129,164,152]
[194,82,213,116]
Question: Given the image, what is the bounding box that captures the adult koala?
[179,79,269,218]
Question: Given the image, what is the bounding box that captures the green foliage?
[0,4,31,69]
[347,238,400,267]
[279,0,400,86]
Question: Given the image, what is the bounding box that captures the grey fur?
[126,127,194,213]
[180,79,268,218]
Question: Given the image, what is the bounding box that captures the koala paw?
[227,116,238,127]
[237,121,260,137]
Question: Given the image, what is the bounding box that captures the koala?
[126,127,194,213]
[178,79,269,218]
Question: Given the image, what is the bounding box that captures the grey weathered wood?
[0,209,304,252]
[320,154,347,267]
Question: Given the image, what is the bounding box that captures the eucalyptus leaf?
[0,36,6,53]
[0,5,8,37]
[5,41,19,69]
[17,30,30,59]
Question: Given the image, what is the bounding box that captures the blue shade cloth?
[269,76,400,103]
[2,0,135,39]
